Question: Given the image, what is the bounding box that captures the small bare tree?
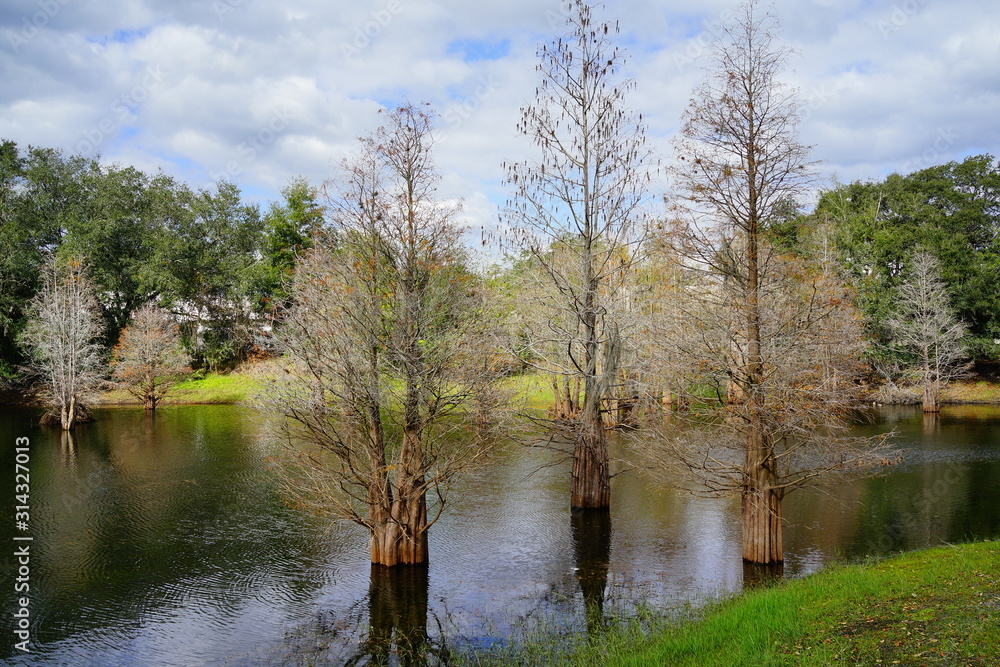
[110,303,190,410]
[20,256,103,430]
[268,104,505,567]
[662,1,891,564]
[504,0,653,510]
[887,251,969,413]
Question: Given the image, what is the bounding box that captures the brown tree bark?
[741,428,784,563]
[571,407,610,509]
[922,378,940,413]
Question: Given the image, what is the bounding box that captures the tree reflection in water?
[571,508,612,634]
[742,560,784,589]
[346,564,446,666]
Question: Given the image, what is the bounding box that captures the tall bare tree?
[269,104,504,567]
[20,256,103,430]
[664,1,890,564]
[887,251,970,413]
[110,303,190,410]
[504,0,653,510]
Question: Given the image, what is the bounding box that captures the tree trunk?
[370,516,428,568]
[62,395,75,431]
[742,432,783,564]
[922,382,940,413]
[571,415,610,509]
[370,428,429,567]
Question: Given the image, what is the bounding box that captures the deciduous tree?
[269,104,504,567]
[663,1,889,564]
[20,256,103,429]
[504,0,653,510]
[111,303,190,410]
[887,251,970,412]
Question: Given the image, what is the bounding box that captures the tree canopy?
[818,154,1000,360]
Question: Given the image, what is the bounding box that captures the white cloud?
[1,0,996,232]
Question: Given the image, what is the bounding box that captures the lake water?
[1,404,999,665]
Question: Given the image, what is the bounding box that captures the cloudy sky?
[2,0,998,235]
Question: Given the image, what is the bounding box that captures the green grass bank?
[466,541,999,666]
[93,369,263,406]
[84,366,1000,409]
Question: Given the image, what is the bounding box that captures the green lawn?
[168,371,262,404]
[95,370,263,406]
[477,542,999,666]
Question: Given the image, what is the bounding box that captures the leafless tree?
[887,251,970,413]
[267,104,506,567]
[660,1,891,564]
[20,256,103,430]
[504,0,653,510]
[110,303,190,410]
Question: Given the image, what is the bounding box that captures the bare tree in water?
[111,303,190,410]
[21,256,103,430]
[888,251,970,413]
[660,1,893,564]
[268,104,506,567]
[504,0,653,509]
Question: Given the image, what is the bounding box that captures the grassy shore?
[82,364,1000,409]
[466,541,999,666]
[93,366,563,408]
[93,368,265,406]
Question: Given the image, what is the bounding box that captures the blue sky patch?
[87,27,151,47]
[446,38,509,62]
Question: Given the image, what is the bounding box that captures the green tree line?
[0,139,322,378]
[797,154,1000,366]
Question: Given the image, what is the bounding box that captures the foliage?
[58,164,165,347]
[151,179,264,369]
[19,256,103,429]
[253,176,324,313]
[0,141,86,377]
[110,303,190,410]
[661,0,889,564]
[0,139,273,380]
[819,154,1000,359]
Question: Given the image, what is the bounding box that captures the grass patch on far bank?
[169,371,261,404]
[943,380,1000,404]
[97,369,264,405]
[465,542,1000,666]
[504,373,558,412]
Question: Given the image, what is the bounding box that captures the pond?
[1,404,999,665]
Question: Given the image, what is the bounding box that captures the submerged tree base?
[39,404,94,428]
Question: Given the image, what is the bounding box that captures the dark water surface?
[1,404,999,665]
